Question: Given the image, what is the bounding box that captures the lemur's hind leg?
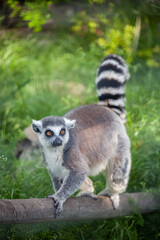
[77,177,97,199]
[98,135,131,209]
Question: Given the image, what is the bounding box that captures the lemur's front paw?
[46,194,63,218]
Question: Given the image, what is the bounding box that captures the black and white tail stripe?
[96,54,130,123]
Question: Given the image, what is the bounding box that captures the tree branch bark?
[0,192,159,225]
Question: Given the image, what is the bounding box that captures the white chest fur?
[43,147,69,179]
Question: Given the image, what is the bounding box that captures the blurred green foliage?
[0,1,160,239]
[3,0,160,65]
[72,9,135,62]
[7,0,52,32]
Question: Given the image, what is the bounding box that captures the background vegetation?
[0,0,160,239]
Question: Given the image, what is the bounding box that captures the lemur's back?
[64,104,128,175]
[64,104,124,133]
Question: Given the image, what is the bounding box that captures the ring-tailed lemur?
[32,54,131,218]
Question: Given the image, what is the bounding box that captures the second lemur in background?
[32,54,131,217]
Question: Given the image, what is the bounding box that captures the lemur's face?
[32,116,76,149]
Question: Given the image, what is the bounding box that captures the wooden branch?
[0,192,159,225]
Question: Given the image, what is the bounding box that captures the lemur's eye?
[60,129,65,135]
[45,130,53,137]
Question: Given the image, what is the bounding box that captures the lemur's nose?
[52,137,62,147]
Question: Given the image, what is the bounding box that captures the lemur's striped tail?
[95,54,130,123]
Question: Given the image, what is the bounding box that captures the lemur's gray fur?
[32,54,131,217]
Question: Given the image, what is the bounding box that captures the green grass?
[0,31,160,240]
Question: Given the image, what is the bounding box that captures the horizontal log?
[0,192,159,225]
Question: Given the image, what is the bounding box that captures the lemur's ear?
[32,120,42,133]
[64,118,76,129]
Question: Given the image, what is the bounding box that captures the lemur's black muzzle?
[52,137,62,147]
